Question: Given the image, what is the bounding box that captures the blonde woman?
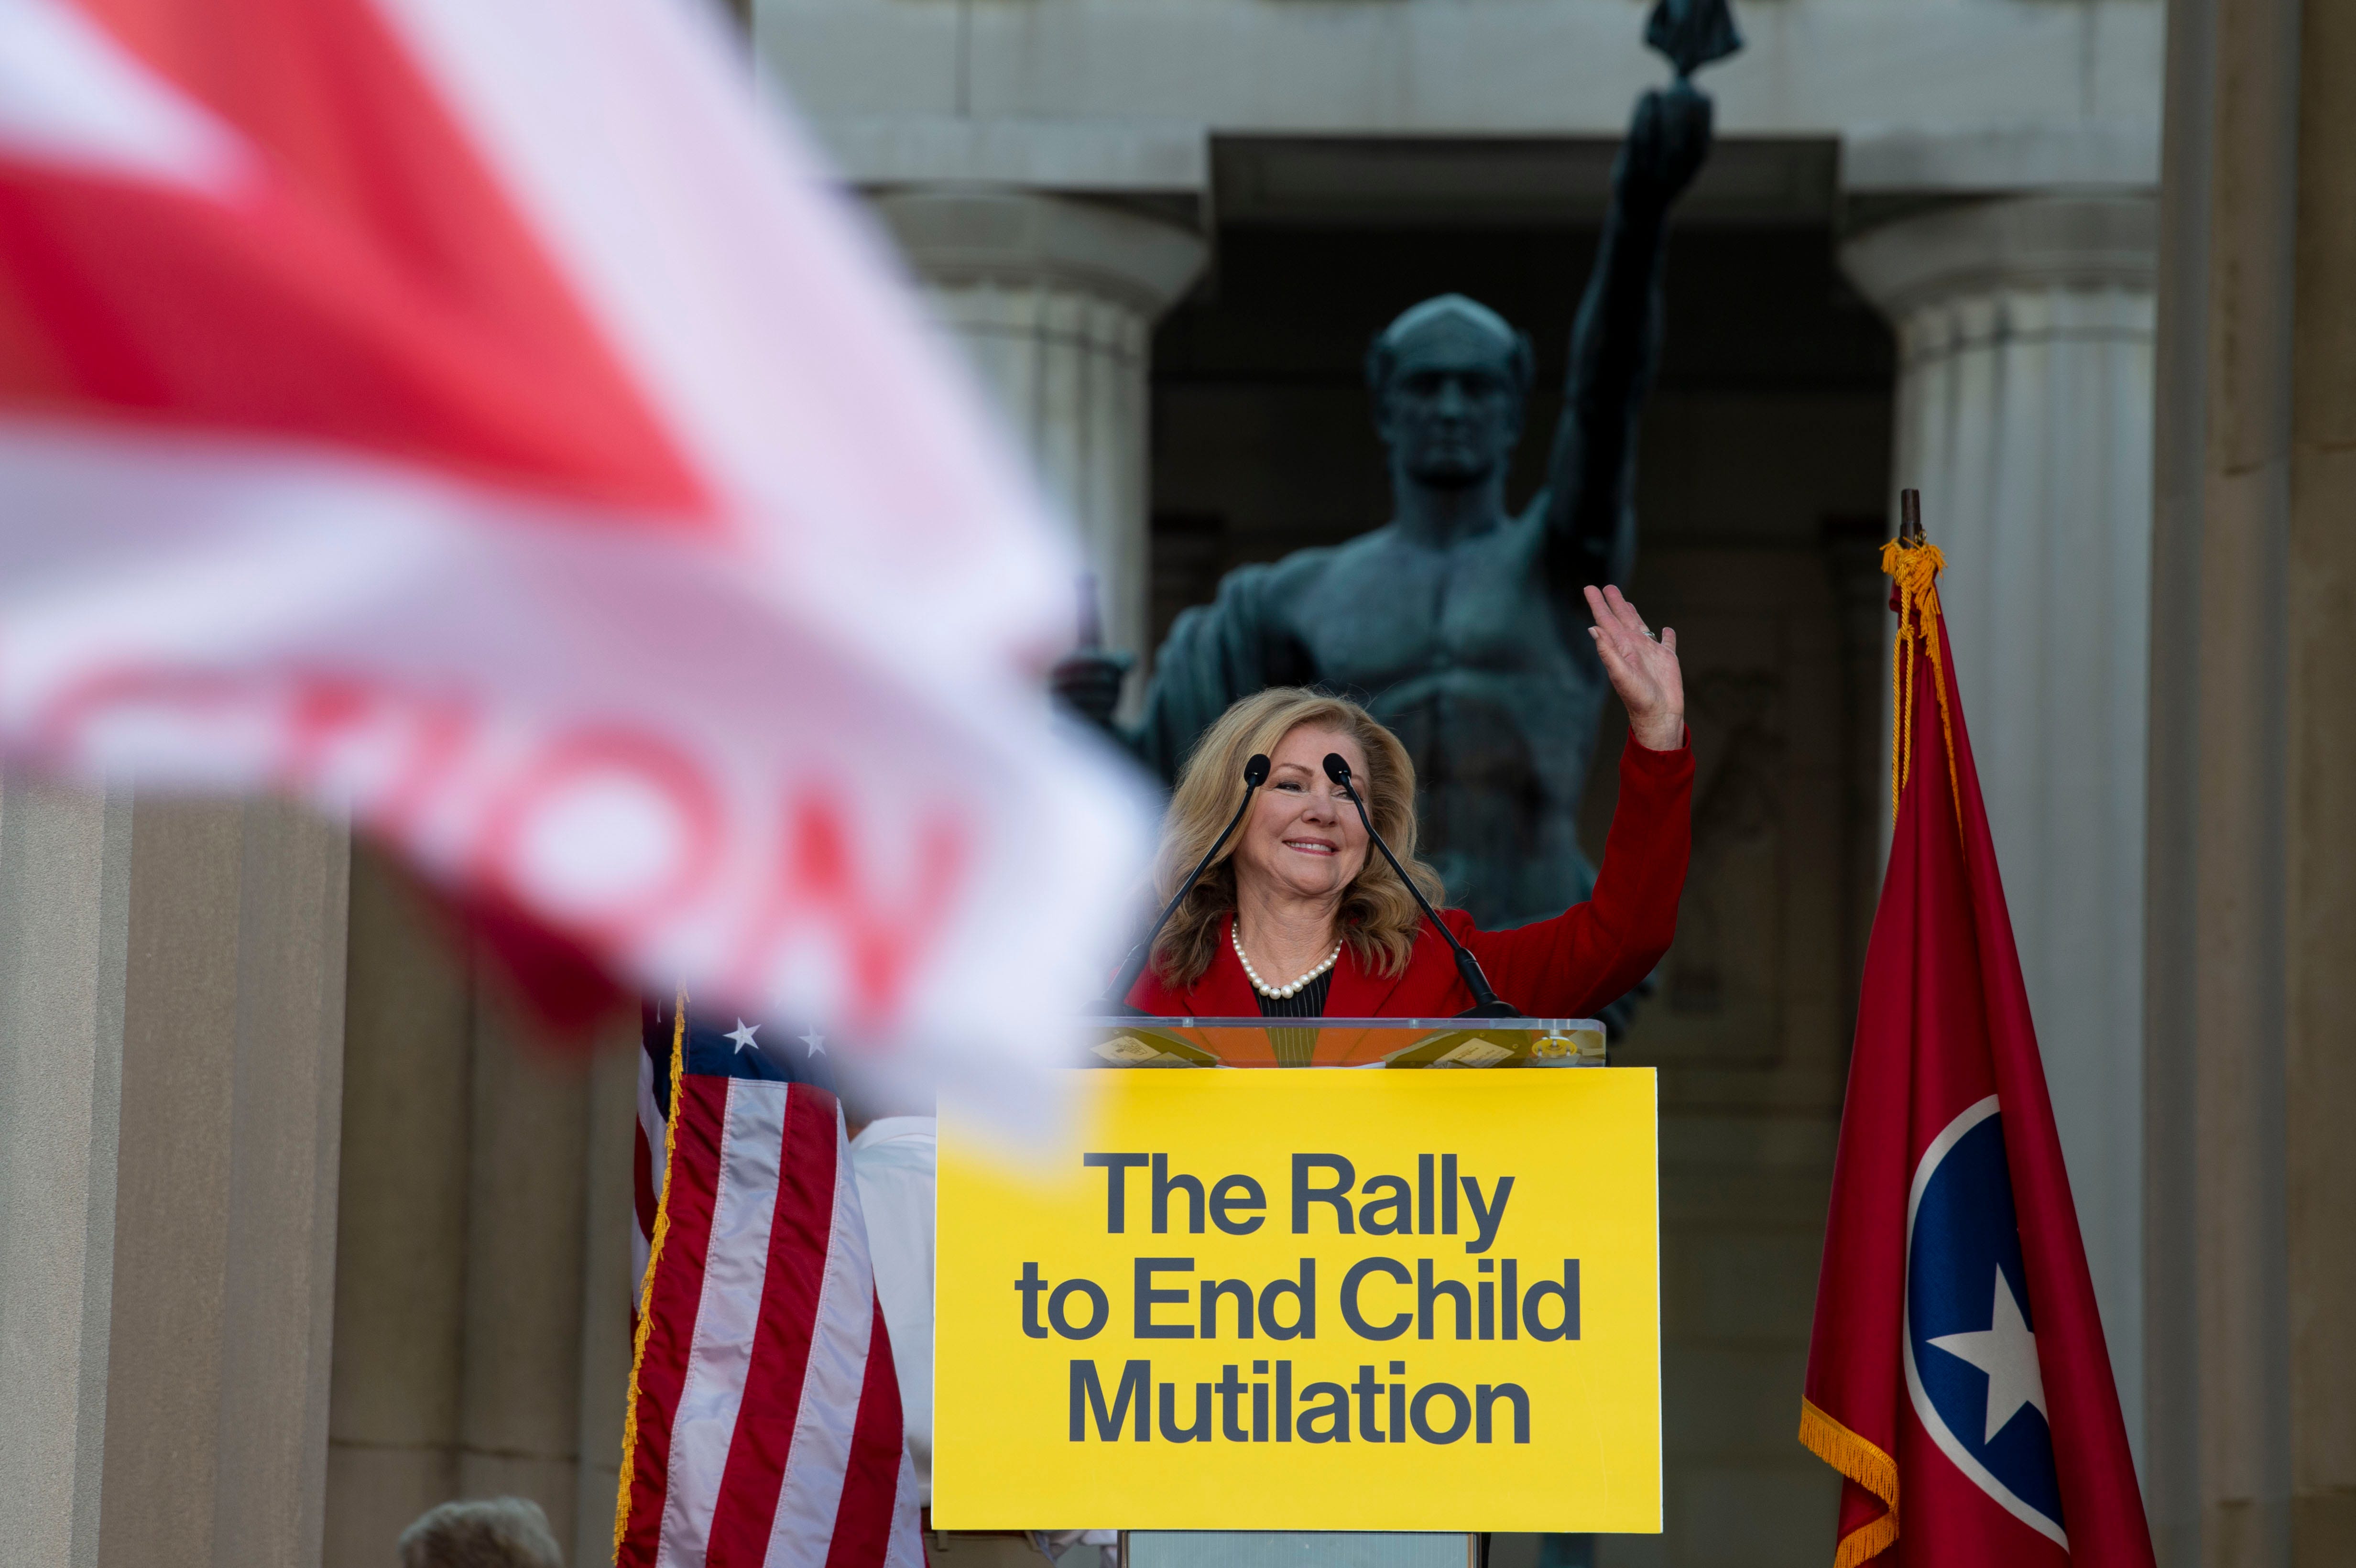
[1123,585,1690,1023]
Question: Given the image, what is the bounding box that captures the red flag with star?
[1798,518,2155,1567]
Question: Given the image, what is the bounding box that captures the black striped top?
[1254,971,1332,1018]
[1257,972,1331,1067]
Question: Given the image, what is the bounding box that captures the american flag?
[619,995,923,1568]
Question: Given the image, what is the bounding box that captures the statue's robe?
[1135,496,1615,931]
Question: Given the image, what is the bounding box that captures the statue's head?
[1365,294,1535,489]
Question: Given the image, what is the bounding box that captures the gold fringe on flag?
[613,990,689,1553]
[1882,532,1962,833]
[1798,1397,1901,1568]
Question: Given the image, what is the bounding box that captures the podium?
[1077,1016,1608,1070]
[930,1015,1659,1556]
[1076,1019,1606,1568]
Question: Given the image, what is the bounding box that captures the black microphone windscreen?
[1322,752,1352,787]
[1244,753,1271,787]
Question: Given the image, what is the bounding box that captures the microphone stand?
[1322,753,1524,1020]
[1098,753,1271,1012]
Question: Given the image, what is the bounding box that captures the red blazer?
[1126,733,1693,1019]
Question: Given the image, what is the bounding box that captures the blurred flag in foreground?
[0,0,1148,1125]
[1798,524,2154,1567]
[620,994,920,1568]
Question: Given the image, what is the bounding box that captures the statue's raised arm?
[1055,0,1743,832]
[1539,0,1739,603]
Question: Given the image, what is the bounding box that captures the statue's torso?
[1267,511,1612,927]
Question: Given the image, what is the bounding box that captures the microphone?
[1099,752,1272,1010]
[1322,752,1523,1019]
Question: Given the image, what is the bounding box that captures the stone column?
[0,779,132,1568]
[456,990,592,1526]
[324,845,640,1568]
[2147,0,2356,1564]
[869,188,1208,697]
[1842,195,2158,1454]
[574,1035,645,1563]
[324,851,473,1563]
[111,799,353,1567]
[0,785,351,1568]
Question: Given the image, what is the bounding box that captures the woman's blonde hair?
[1150,687,1444,988]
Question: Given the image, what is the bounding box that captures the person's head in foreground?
[1142,583,1687,1006]
[397,1497,563,1568]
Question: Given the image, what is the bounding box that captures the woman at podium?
[1124,585,1690,1021]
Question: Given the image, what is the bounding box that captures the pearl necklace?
[1233,923,1342,1000]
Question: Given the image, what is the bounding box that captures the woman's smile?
[1284,837,1339,856]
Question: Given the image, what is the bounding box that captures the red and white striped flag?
[0,0,1148,1124]
[622,995,921,1568]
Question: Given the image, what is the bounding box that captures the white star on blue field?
[1929,1268,2049,1443]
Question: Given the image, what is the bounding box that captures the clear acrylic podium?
[1081,1014,1605,1568]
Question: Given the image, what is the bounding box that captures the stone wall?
[0,790,349,1568]
[2145,0,2356,1563]
[321,850,639,1568]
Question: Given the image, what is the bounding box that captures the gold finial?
[1881,490,1959,828]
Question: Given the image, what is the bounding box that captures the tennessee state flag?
[1798,522,2156,1567]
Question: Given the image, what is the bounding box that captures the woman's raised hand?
[1584,584,1686,751]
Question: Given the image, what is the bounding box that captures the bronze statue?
[1059,3,1738,958]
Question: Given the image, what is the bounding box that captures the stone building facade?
[760,1,2164,1562]
[7,3,2349,1567]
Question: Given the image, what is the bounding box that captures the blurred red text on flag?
[0,0,1151,1127]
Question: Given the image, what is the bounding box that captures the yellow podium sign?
[933,1068,1660,1533]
